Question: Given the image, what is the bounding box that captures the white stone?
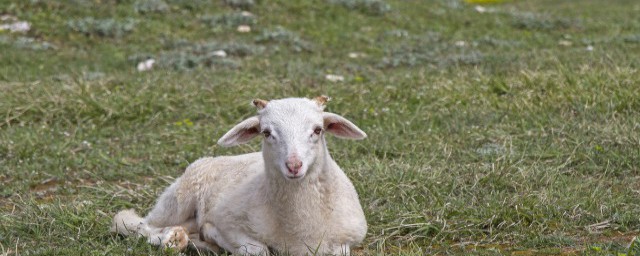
[212,50,227,57]
[0,21,30,33]
[137,59,155,72]
[558,40,572,46]
[348,52,365,58]
[325,74,344,82]
[237,25,251,33]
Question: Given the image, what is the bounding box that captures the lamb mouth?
[285,174,303,180]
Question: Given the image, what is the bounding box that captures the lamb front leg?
[200,222,269,255]
[144,226,189,250]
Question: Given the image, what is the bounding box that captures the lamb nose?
[286,160,302,174]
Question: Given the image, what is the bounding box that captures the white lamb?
[111,96,368,255]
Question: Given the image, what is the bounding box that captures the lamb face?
[217,96,367,181]
[257,98,326,180]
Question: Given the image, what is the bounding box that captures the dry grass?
[1,0,639,255]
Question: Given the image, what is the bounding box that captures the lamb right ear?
[323,112,367,140]
[217,116,261,147]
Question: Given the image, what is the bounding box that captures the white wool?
[111,97,367,255]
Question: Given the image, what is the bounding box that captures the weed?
[134,0,170,14]
[255,26,313,52]
[0,35,56,50]
[328,0,391,15]
[201,12,257,29]
[165,0,212,10]
[225,0,255,10]
[478,36,521,48]
[510,11,577,31]
[67,17,137,38]
[127,40,263,71]
[628,237,640,255]
[156,50,241,70]
[623,35,640,44]
[522,235,575,249]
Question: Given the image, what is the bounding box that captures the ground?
[1,0,639,255]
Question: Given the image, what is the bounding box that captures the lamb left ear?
[323,112,367,140]
[217,116,261,147]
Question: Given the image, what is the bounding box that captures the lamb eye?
[263,130,271,138]
[313,127,322,135]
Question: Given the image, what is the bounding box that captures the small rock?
[211,50,227,57]
[474,6,487,13]
[586,45,594,51]
[137,59,155,72]
[558,40,572,46]
[325,74,344,82]
[454,40,467,47]
[348,52,365,58]
[237,25,251,33]
[0,21,31,33]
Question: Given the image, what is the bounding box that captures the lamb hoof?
[161,226,189,250]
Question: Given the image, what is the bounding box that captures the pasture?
[1,0,639,255]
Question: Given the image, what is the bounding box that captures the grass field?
[1,0,640,255]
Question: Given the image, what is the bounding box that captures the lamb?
[111,96,368,255]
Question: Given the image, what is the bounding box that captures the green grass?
[1,0,639,255]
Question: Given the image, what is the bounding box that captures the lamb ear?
[323,112,367,140]
[217,116,261,147]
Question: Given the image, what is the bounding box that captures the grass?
[1,0,639,255]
